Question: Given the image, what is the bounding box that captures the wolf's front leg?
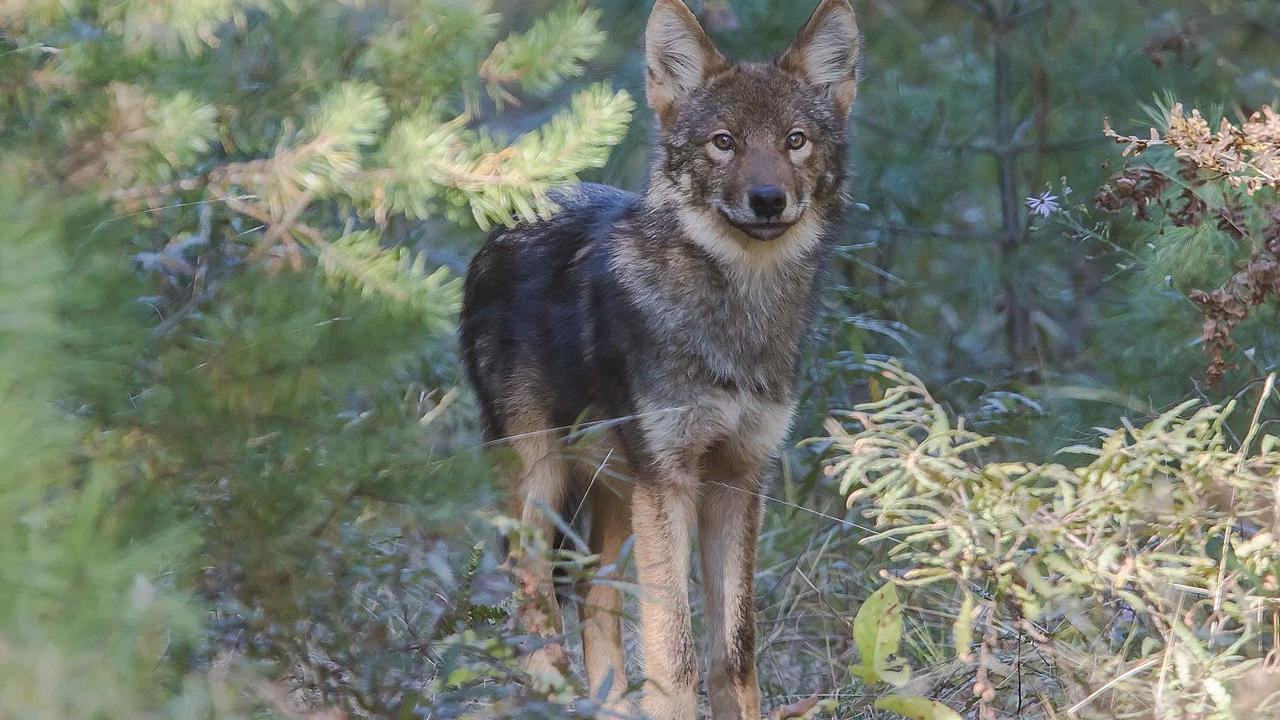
[698,471,763,720]
[632,481,699,720]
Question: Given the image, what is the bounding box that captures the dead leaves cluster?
[1100,104,1280,384]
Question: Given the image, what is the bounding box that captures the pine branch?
[288,82,389,195]
[114,0,274,56]
[462,82,634,227]
[318,231,461,330]
[370,82,634,228]
[480,2,605,102]
[69,84,218,192]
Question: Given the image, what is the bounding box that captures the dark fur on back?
[461,185,650,453]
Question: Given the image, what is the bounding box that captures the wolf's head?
[645,0,859,253]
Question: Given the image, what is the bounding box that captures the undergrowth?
[821,361,1280,719]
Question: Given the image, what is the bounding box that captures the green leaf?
[874,696,964,720]
[848,582,911,686]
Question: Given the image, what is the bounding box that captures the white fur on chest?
[638,387,796,474]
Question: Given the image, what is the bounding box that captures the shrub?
[823,360,1280,719]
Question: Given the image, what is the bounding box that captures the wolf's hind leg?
[580,479,632,708]
[510,431,571,678]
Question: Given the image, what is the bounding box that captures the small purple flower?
[1026,192,1060,217]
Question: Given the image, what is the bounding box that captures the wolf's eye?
[786,131,808,151]
[711,133,736,152]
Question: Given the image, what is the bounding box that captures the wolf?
[460,1,861,717]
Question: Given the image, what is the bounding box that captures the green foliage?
[462,82,636,228]
[1,0,632,717]
[7,0,633,316]
[0,172,205,719]
[292,81,391,194]
[363,1,499,113]
[823,360,1280,718]
[481,1,606,99]
[372,81,635,228]
[319,230,461,328]
[834,579,966,718]
[111,0,275,57]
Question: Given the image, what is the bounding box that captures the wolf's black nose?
[748,185,787,220]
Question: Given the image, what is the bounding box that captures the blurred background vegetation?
[2,0,1279,718]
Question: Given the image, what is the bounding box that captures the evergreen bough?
[1,1,632,716]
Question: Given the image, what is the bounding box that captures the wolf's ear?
[779,0,861,116]
[645,0,727,124]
